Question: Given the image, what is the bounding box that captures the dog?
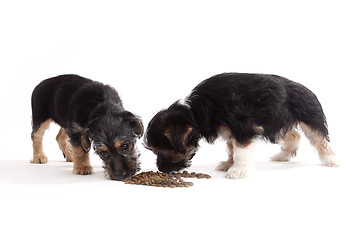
[144,73,338,179]
[31,74,143,180]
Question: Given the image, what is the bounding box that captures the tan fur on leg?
[71,145,93,175]
[31,119,51,164]
[216,140,234,171]
[56,128,73,162]
[300,123,339,167]
[271,129,301,162]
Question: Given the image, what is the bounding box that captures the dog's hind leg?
[300,123,339,167]
[71,145,93,175]
[216,140,234,171]
[226,139,257,179]
[31,119,51,164]
[56,128,73,162]
[271,129,301,162]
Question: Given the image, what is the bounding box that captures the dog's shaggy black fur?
[145,73,338,177]
[31,74,143,180]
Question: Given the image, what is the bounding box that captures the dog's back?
[31,74,92,130]
[188,73,328,143]
[31,74,123,131]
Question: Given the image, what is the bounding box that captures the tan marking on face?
[114,139,125,149]
[98,145,109,152]
[165,125,193,144]
[164,125,173,140]
[180,126,193,147]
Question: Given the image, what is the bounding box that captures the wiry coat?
[145,73,336,176]
[31,74,143,180]
[187,73,328,144]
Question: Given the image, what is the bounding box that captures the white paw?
[226,167,249,179]
[321,154,339,167]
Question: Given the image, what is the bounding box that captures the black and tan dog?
[144,73,338,179]
[31,74,143,180]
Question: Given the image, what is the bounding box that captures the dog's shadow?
[0,159,107,185]
[0,158,321,185]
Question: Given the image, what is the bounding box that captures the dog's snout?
[110,170,137,181]
[105,157,139,181]
[109,172,126,181]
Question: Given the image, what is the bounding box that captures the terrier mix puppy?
[31,74,143,180]
[144,73,338,179]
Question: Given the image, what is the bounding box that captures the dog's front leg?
[226,139,256,179]
[71,145,93,175]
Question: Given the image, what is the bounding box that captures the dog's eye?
[121,143,129,151]
[100,151,110,159]
[120,143,132,153]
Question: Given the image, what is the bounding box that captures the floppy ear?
[164,125,193,155]
[129,116,144,138]
[80,130,91,153]
[123,112,144,138]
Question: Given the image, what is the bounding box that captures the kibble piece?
[184,182,193,187]
[195,173,204,179]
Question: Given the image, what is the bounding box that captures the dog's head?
[81,111,143,180]
[144,102,200,173]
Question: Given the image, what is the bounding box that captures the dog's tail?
[286,81,330,141]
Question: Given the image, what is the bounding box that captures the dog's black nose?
[110,169,137,181]
[109,173,125,181]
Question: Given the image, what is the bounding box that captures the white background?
[0,0,359,239]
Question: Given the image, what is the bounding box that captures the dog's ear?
[164,125,193,155]
[123,112,144,138]
[130,116,144,138]
[81,129,91,153]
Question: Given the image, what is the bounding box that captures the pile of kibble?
[123,170,211,188]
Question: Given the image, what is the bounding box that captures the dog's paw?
[216,160,233,171]
[73,165,94,175]
[270,152,291,162]
[31,155,48,164]
[226,167,249,179]
[65,145,73,162]
[321,154,339,167]
[63,152,73,162]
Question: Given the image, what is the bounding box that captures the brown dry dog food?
[123,171,211,188]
